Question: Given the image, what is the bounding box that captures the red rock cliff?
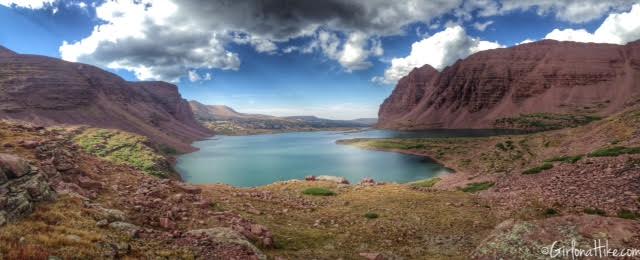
[377,40,640,129]
[0,47,212,152]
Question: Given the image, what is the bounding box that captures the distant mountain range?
[189,101,376,135]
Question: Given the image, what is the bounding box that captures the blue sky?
[1,1,639,119]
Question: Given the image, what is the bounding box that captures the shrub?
[74,128,169,177]
[544,208,559,216]
[302,187,336,196]
[589,146,640,157]
[364,212,379,219]
[617,209,639,220]
[461,182,494,193]
[544,155,582,164]
[410,177,441,188]
[584,208,606,216]
[522,163,554,175]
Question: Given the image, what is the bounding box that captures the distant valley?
[189,100,375,135]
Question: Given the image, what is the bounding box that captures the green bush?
[588,146,640,157]
[74,128,169,177]
[544,208,559,216]
[583,208,606,216]
[461,182,494,193]
[302,187,336,196]
[544,155,582,164]
[364,212,379,219]
[617,209,639,220]
[410,177,441,188]
[522,163,554,175]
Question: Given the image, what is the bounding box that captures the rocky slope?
[189,101,372,135]
[0,47,212,152]
[378,40,640,130]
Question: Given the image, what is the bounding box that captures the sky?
[1,1,640,120]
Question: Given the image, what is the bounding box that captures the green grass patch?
[617,209,639,220]
[494,113,601,131]
[588,146,640,157]
[410,177,441,188]
[461,182,494,193]
[544,208,559,216]
[544,155,583,164]
[302,187,336,196]
[74,128,169,177]
[584,208,606,216]
[364,212,379,219]
[522,163,554,175]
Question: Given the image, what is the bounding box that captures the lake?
[176,129,523,187]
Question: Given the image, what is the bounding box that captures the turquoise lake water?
[176,129,522,187]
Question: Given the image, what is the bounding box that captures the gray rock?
[108,222,140,237]
[187,227,266,260]
[0,211,6,226]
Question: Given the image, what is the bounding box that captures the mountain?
[0,46,212,152]
[189,101,371,135]
[378,40,640,130]
[350,118,378,125]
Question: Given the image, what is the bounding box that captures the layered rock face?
[378,40,640,129]
[0,46,211,151]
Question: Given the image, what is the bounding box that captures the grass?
[544,208,559,216]
[302,187,336,196]
[583,208,606,216]
[363,212,379,219]
[410,177,441,188]
[617,209,639,220]
[522,163,553,175]
[493,113,601,131]
[544,155,583,164]
[588,146,640,157]
[74,128,170,177]
[461,182,494,193]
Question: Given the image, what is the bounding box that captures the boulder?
[0,153,30,179]
[186,227,266,260]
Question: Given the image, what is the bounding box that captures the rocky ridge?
[0,47,212,152]
[378,40,640,130]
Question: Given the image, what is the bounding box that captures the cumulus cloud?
[373,26,503,84]
[56,0,469,81]
[496,0,638,23]
[5,0,637,82]
[544,4,640,44]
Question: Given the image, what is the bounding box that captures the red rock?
[177,184,201,194]
[20,140,40,149]
[0,46,212,152]
[159,217,176,230]
[250,224,264,235]
[378,40,640,129]
[0,153,30,179]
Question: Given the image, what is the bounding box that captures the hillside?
[189,101,373,135]
[0,46,212,152]
[378,40,640,130]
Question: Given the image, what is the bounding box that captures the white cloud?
[497,0,638,23]
[188,70,212,82]
[517,38,535,45]
[544,4,640,44]
[374,26,503,85]
[473,20,494,31]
